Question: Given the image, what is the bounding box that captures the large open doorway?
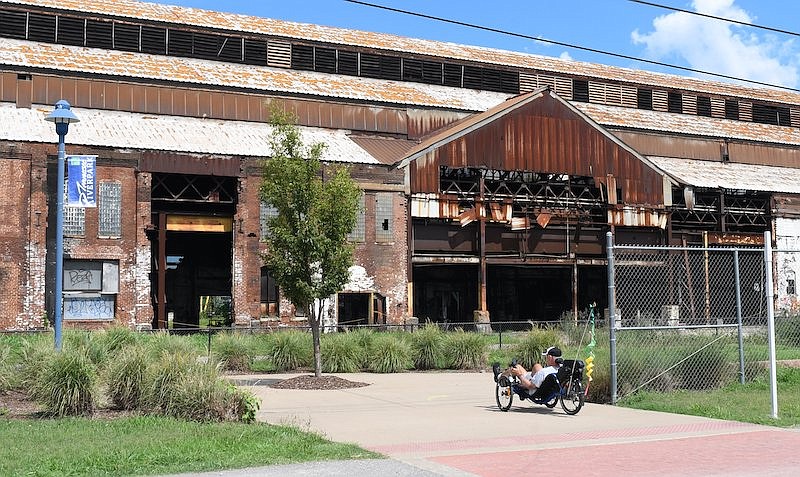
[148,172,237,329]
[412,264,478,326]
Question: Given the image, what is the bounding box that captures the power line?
[344,0,800,93]
[628,0,799,38]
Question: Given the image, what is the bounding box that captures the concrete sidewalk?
[172,372,800,476]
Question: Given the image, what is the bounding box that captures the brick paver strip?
[430,429,800,477]
[370,420,756,455]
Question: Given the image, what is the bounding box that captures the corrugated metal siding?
[0,38,510,111]
[0,102,382,163]
[575,101,800,146]
[406,108,470,138]
[141,151,240,176]
[349,135,417,166]
[409,92,666,206]
[649,156,800,193]
[9,0,800,107]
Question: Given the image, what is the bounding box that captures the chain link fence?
[609,235,800,408]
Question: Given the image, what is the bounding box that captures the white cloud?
[631,0,799,88]
[559,51,573,61]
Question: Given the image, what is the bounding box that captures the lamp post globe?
[44,100,80,351]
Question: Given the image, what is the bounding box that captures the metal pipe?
[734,249,745,384]
[606,231,618,405]
[763,231,778,419]
[54,128,66,351]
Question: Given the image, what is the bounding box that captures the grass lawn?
[0,416,379,477]
[619,367,800,427]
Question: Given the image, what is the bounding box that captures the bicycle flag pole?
[583,302,596,396]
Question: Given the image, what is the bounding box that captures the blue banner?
[67,155,97,207]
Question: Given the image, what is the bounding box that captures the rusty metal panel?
[16,75,31,108]
[198,91,212,118]
[140,151,241,177]
[185,89,199,117]
[350,135,416,166]
[89,80,105,108]
[0,73,11,102]
[46,76,61,104]
[131,84,146,112]
[171,88,186,116]
[75,79,90,107]
[145,86,160,114]
[235,94,250,121]
[118,83,133,111]
[61,77,77,103]
[611,131,723,160]
[158,88,173,114]
[707,232,763,245]
[407,109,469,139]
[247,96,263,122]
[221,92,237,120]
[728,142,800,168]
[31,74,47,104]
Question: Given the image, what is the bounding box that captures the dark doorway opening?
[413,264,477,326]
[161,230,232,329]
[487,266,572,325]
[337,292,386,329]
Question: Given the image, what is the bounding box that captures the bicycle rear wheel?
[496,382,513,411]
[560,379,584,415]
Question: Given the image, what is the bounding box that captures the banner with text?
[67,155,97,207]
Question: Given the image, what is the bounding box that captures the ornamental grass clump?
[444,329,487,370]
[0,344,14,393]
[513,328,562,369]
[31,347,96,417]
[411,322,445,370]
[270,330,312,372]
[212,332,254,372]
[106,344,149,410]
[321,332,362,373]
[368,334,412,373]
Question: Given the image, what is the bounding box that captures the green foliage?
[106,344,149,410]
[64,329,108,365]
[143,350,194,415]
[444,329,487,370]
[368,334,412,373]
[349,328,376,368]
[0,417,378,477]
[230,386,261,424]
[0,343,14,393]
[259,108,362,376]
[145,331,204,357]
[259,108,362,310]
[17,336,56,390]
[98,325,140,354]
[676,343,734,390]
[321,332,362,373]
[270,331,312,372]
[776,311,800,347]
[411,322,445,370]
[512,328,562,369]
[31,347,96,417]
[213,332,254,372]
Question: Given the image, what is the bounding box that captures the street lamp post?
[45,100,80,351]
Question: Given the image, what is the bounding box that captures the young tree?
[259,110,362,377]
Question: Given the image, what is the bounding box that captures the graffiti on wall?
[64,296,115,320]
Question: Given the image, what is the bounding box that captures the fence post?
[734,249,745,384]
[606,231,618,405]
[763,231,778,419]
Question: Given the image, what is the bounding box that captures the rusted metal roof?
[348,135,417,166]
[575,101,800,147]
[5,0,800,106]
[394,88,678,186]
[0,102,382,163]
[649,156,800,194]
[0,38,509,111]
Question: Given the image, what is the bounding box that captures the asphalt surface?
[163,371,800,477]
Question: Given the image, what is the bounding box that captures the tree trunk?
[309,303,322,377]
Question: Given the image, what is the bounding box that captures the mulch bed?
[270,375,370,390]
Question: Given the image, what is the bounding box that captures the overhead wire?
[628,0,800,38]
[344,0,800,93]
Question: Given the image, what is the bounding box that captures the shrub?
[145,331,204,358]
[270,331,312,372]
[512,328,561,369]
[31,347,96,417]
[98,325,140,355]
[106,345,149,410]
[368,334,412,373]
[143,351,194,414]
[321,332,362,373]
[444,329,487,370]
[64,329,108,366]
[0,343,14,393]
[411,322,445,370]
[212,332,253,372]
[349,328,376,368]
[17,336,56,390]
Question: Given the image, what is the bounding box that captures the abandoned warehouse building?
[2,0,800,332]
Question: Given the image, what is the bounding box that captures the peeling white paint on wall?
[776,218,800,312]
[344,265,375,292]
[20,242,46,329]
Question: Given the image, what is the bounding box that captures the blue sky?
[162,0,800,89]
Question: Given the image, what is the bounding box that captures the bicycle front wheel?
[496,382,513,411]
